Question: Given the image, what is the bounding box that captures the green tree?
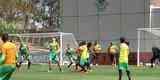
[0,21,17,35]
[0,0,17,21]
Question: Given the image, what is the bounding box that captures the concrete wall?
[62,0,150,52]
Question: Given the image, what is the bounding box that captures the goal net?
[9,32,78,65]
[137,28,160,66]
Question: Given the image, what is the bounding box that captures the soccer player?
[151,46,160,68]
[75,42,82,71]
[107,42,119,68]
[48,38,62,72]
[79,41,88,72]
[93,41,102,65]
[87,42,94,70]
[65,44,76,68]
[18,42,31,70]
[0,33,17,80]
[118,37,131,80]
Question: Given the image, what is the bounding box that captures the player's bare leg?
[16,62,21,71]
[57,61,62,72]
[79,65,86,72]
[112,57,116,69]
[68,62,73,68]
[126,70,131,80]
[27,59,31,70]
[48,61,52,71]
[119,70,122,80]
[75,63,80,71]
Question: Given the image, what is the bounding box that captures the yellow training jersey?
[119,43,129,63]
[79,45,88,59]
[50,41,59,52]
[1,42,17,64]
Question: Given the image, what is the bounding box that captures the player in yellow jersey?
[48,38,62,72]
[118,37,131,80]
[86,42,93,71]
[79,41,88,72]
[0,33,17,80]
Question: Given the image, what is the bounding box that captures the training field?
[12,65,160,80]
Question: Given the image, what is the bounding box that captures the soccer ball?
[110,48,116,54]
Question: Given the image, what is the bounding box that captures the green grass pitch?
[12,65,160,80]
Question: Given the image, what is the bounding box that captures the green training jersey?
[20,44,29,55]
[66,48,74,57]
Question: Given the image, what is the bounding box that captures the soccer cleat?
[131,77,136,80]
[88,69,93,72]
[80,70,88,74]
[48,70,52,72]
[48,68,52,72]
[59,69,63,72]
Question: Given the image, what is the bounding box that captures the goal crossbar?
[9,32,73,38]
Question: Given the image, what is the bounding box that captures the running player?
[79,41,88,72]
[86,42,93,71]
[65,44,77,69]
[75,42,82,71]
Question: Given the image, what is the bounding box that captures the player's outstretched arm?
[0,52,5,64]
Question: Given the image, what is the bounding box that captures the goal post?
[150,5,160,29]
[137,28,160,66]
[136,5,160,66]
[9,32,78,65]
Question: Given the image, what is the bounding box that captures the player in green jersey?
[48,38,62,72]
[18,42,31,70]
[65,44,77,68]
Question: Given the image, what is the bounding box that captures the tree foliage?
[0,0,62,32]
[0,21,17,35]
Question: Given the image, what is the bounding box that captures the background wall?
[61,0,150,52]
